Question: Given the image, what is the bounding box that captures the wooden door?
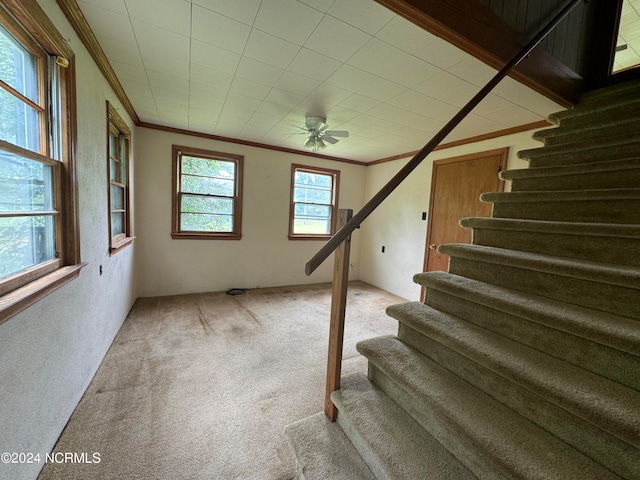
[424,148,508,273]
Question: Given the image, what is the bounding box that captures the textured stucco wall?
[0,1,137,479]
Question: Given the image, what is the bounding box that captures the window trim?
[0,1,83,325]
[171,145,243,240]
[107,101,134,254]
[289,164,340,241]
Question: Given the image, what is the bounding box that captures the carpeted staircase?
[286,79,640,480]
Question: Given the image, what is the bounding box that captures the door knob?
[429,244,437,250]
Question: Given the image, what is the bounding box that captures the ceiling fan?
[299,116,349,152]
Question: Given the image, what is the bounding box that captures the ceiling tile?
[304,16,370,62]
[141,52,190,79]
[482,105,544,127]
[244,29,300,69]
[357,76,405,102]
[253,0,323,45]
[110,60,148,83]
[190,64,234,92]
[325,105,360,123]
[120,79,153,98]
[325,64,376,92]
[190,40,241,75]
[387,89,458,121]
[151,87,189,106]
[188,118,216,132]
[304,83,352,110]
[125,0,191,35]
[473,94,516,116]
[492,76,552,105]
[189,103,223,121]
[288,48,341,82]
[328,0,395,35]
[127,93,157,112]
[228,77,272,101]
[446,58,496,87]
[337,93,379,113]
[155,99,189,115]
[235,57,284,87]
[274,71,321,96]
[297,0,335,13]
[375,16,468,70]
[97,36,143,66]
[78,0,127,15]
[192,0,261,26]
[192,5,251,54]
[132,20,190,61]
[347,38,439,87]
[224,93,262,111]
[147,71,189,94]
[413,72,478,107]
[263,88,305,108]
[78,3,136,44]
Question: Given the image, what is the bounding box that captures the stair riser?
[509,168,640,191]
[366,364,512,480]
[396,324,639,480]
[469,227,640,267]
[423,288,640,391]
[490,198,640,224]
[521,142,640,167]
[535,122,640,147]
[447,257,640,319]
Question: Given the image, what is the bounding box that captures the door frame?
[422,147,509,296]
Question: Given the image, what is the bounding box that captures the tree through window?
[289,164,339,239]
[171,145,243,240]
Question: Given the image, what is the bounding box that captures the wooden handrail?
[305,0,585,276]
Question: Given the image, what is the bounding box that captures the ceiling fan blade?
[324,130,349,137]
[322,135,339,144]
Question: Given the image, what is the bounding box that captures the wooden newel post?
[324,209,353,422]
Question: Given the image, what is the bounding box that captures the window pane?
[110,158,117,181]
[294,203,331,220]
[110,184,124,210]
[0,214,55,279]
[0,24,39,103]
[111,212,124,236]
[294,186,331,204]
[109,132,118,158]
[295,171,332,189]
[0,88,40,152]
[181,156,235,178]
[181,213,233,232]
[293,218,331,235]
[0,151,53,212]
[181,194,233,215]
[181,174,234,196]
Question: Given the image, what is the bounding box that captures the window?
[0,2,81,323]
[289,164,339,239]
[107,102,133,253]
[172,145,243,240]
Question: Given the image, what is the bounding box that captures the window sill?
[171,232,242,240]
[0,263,87,325]
[288,234,333,241]
[110,236,136,255]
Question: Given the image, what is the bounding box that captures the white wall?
[0,2,137,479]
[359,130,544,301]
[135,127,366,297]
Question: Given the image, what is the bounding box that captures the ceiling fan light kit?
[302,116,349,152]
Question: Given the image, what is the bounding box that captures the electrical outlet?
[422,212,427,220]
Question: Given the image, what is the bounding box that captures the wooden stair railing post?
[324,209,353,422]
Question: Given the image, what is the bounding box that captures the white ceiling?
[614,0,640,72]
[76,0,565,162]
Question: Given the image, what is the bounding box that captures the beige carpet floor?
[38,281,404,480]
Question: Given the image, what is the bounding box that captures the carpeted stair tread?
[499,157,640,191]
[415,271,640,358]
[285,412,376,480]
[460,217,640,241]
[576,78,640,103]
[386,301,640,448]
[517,135,640,167]
[481,188,640,224]
[357,336,622,480]
[459,217,640,267]
[438,244,640,291]
[331,373,477,480]
[482,187,640,203]
[548,96,640,127]
[533,115,640,147]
